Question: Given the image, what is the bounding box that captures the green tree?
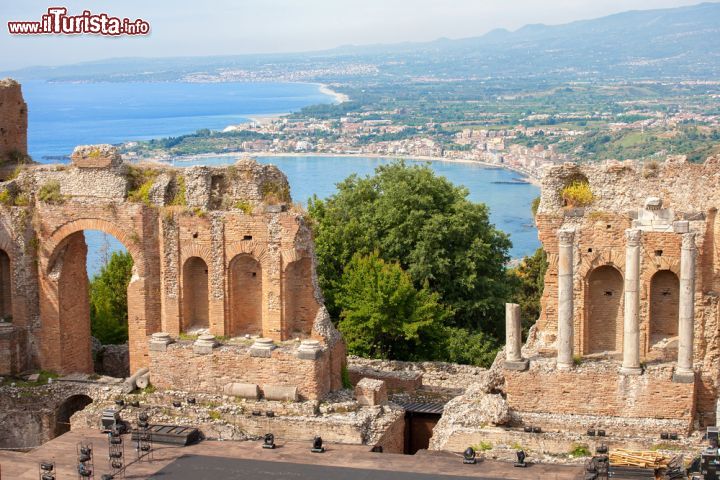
[90,251,133,344]
[336,252,450,361]
[308,161,512,336]
[508,248,548,335]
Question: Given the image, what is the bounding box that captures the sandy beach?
[317,84,350,103]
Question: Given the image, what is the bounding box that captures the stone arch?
[584,265,624,355]
[45,218,143,275]
[225,241,268,267]
[227,253,263,336]
[54,394,93,437]
[41,219,147,375]
[181,256,209,332]
[283,256,320,337]
[649,269,680,342]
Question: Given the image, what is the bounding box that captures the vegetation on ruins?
[89,251,133,344]
[561,180,593,207]
[569,444,591,458]
[127,166,159,206]
[309,162,514,366]
[261,180,291,204]
[169,174,187,206]
[37,181,66,204]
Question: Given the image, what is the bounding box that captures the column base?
[504,359,529,371]
[672,369,695,384]
[556,361,574,370]
[619,366,642,376]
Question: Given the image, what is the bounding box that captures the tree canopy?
[90,251,133,345]
[308,161,513,337]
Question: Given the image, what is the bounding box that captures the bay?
[20,80,539,275]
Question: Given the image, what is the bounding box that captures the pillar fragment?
[504,302,528,371]
[674,232,697,383]
[621,229,642,375]
[556,228,575,369]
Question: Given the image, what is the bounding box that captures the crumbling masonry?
[0,80,345,402]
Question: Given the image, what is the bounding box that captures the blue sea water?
[20,80,539,275]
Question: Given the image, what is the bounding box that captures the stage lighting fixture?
[669,433,678,440]
[597,429,606,437]
[660,432,669,440]
[596,443,608,454]
[263,433,276,449]
[130,401,140,408]
[101,475,114,480]
[463,447,477,465]
[311,436,325,453]
[266,411,275,418]
[187,397,196,405]
[523,426,532,433]
[173,401,181,408]
[587,429,596,436]
[115,399,124,407]
[514,450,527,468]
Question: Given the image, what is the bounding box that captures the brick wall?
[0,79,27,163]
[505,361,695,429]
[182,256,210,331]
[150,340,342,400]
[228,254,263,336]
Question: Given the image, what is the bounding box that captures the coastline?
[317,83,350,104]
[156,151,540,186]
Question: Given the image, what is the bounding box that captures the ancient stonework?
[0,81,345,408]
[0,79,27,165]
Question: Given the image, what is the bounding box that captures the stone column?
[557,228,575,369]
[504,303,528,370]
[621,229,642,375]
[674,232,697,382]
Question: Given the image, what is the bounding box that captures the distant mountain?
[4,2,720,82]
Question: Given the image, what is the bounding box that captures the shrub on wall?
[37,181,65,204]
[561,180,593,207]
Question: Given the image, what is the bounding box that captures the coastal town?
[121,97,720,182]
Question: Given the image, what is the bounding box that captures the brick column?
[621,229,642,375]
[674,232,697,382]
[557,228,575,369]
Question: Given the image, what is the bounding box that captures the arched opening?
[585,265,624,355]
[47,229,133,375]
[650,270,680,344]
[284,257,320,337]
[54,394,93,437]
[182,256,209,332]
[0,249,12,320]
[228,254,262,336]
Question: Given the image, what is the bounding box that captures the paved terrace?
[0,429,583,479]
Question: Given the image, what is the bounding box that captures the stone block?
[71,144,122,168]
[355,378,388,406]
[193,334,217,355]
[672,371,695,384]
[223,382,260,399]
[504,359,529,371]
[263,384,298,402]
[250,338,276,358]
[296,339,323,360]
[149,332,174,352]
[26,373,40,382]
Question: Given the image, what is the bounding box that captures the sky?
[0,0,710,70]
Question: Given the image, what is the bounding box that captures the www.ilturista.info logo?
[7,7,150,36]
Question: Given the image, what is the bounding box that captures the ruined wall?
[504,360,696,430]
[524,156,720,427]
[0,79,27,164]
[149,339,344,400]
[0,142,340,391]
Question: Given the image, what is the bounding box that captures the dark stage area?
[149,455,507,480]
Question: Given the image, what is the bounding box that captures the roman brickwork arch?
[584,265,624,355]
[283,256,321,338]
[227,254,263,336]
[181,256,210,332]
[649,270,680,342]
[39,215,157,375]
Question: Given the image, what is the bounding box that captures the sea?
[20,80,539,275]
